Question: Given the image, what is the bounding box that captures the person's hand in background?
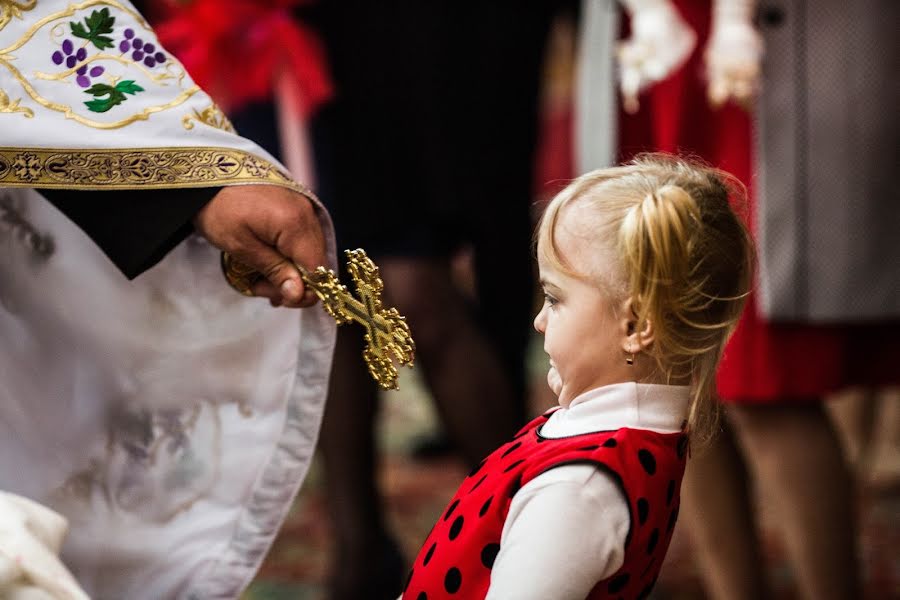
[617,0,696,113]
[193,185,326,308]
[705,0,763,108]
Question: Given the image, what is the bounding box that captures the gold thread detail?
[0,1,199,128]
[0,0,36,32]
[34,54,184,86]
[0,146,305,192]
[183,104,236,133]
[0,55,201,129]
[0,87,32,117]
[0,1,146,54]
[222,249,417,391]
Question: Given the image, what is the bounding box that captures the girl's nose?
[533,307,546,333]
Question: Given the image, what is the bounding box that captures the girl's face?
[534,209,631,407]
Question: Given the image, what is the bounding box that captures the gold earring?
[626,353,634,365]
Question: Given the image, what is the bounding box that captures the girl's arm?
[485,466,630,599]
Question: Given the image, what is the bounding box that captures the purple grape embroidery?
[48,8,159,111]
[119,33,167,70]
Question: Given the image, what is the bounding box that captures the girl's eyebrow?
[539,278,561,292]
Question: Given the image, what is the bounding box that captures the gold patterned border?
[0,146,308,192]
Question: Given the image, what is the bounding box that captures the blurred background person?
[155,1,573,598]
[604,0,898,598]
[309,3,578,597]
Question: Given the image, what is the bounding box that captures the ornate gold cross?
[222,249,416,390]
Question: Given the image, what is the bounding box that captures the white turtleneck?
[484,382,690,600]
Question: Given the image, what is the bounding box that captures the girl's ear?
[620,297,655,354]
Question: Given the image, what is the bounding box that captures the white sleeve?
[484,465,631,600]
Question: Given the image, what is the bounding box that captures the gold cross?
[222,249,416,390]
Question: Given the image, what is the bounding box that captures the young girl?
[400,154,753,599]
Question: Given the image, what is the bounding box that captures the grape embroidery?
[48,8,170,113]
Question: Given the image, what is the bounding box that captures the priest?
[0,1,336,598]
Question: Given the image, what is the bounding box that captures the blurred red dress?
[616,0,896,403]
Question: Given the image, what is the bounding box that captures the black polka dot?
[444,567,462,593]
[508,475,522,497]
[602,438,618,448]
[423,542,437,566]
[666,480,675,506]
[677,435,688,459]
[470,474,487,492]
[468,458,487,477]
[417,593,427,600]
[667,506,679,533]
[481,543,500,569]
[577,444,600,451]
[444,499,460,521]
[607,572,630,593]
[448,515,464,540]
[637,498,649,525]
[501,441,522,458]
[638,449,657,475]
[404,569,413,592]
[503,459,525,473]
[647,528,659,554]
[479,496,493,517]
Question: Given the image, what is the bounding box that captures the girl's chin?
[547,367,562,397]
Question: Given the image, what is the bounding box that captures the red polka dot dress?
[402,384,688,600]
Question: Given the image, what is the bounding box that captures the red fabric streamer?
[153,0,332,115]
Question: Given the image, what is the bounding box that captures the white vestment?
[0,2,336,598]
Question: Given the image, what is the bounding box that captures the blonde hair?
[536,153,753,446]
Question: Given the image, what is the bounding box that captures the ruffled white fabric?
[0,187,336,599]
[0,492,89,600]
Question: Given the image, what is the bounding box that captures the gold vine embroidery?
[0,0,200,129]
[183,104,236,134]
[0,146,305,192]
[0,0,36,32]
[0,87,32,116]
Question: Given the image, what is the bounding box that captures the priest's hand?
[193,184,326,308]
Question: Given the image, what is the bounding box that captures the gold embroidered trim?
[0,146,305,192]
[183,104,236,134]
[0,0,36,32]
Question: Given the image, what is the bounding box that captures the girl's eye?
[543,293,558,307]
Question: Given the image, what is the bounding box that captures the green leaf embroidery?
[83,80,145,113]
[115,80,144,95]
[69,7,115,50]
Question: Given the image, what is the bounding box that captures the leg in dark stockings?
[319,326,404,600]
[380,257,521,467]
[680,419,770,600]
[730,402,862,600]
[471,215,536,427]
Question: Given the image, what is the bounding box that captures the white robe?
[0,2,336,598]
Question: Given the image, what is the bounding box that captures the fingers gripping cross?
[223,249,416,390]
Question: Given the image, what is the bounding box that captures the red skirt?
[616,0,899,403]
